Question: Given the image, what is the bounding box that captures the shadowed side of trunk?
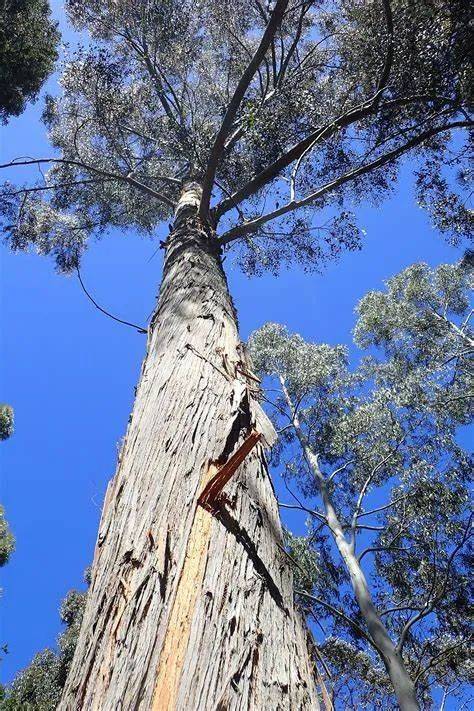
[59,183,320,710]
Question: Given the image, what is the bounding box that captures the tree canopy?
[0,0,59,123]
[249,258,473,708]
[1,0,472,272]
[0,1,472,707]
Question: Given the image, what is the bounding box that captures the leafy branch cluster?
[249,258,473,708]
[0,0,59,123]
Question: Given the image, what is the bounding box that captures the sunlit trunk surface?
[59,183,320,710]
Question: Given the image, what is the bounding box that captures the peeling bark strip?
[59,183,319,710]
[198,430,262,513]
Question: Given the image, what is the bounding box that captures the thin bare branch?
[357,490,417,520]
[327,459,354,483]
[76,266,147,334]
[0,158,177,207]
[414,639,469,685]
[278,500,328,524]
[379,604,423,619]
[295,590,375,648]
[350,441,403,545]
[218,120,472,244]
[396,514,473,653]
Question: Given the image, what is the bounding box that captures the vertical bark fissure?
[279,376,420,711]
[59,183,319,710]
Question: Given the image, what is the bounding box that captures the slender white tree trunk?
[318,485,419,711]
[59,183,320,710]
[279,377,419,711]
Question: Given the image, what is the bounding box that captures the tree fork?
[59,183,320,710]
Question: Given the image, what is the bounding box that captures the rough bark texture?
[59,184,320,710]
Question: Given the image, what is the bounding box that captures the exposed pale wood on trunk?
[153,464,216,711]
[59,183,319,710]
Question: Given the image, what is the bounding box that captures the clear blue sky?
[0,0,467,690]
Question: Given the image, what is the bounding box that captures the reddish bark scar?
[198,429,262,514]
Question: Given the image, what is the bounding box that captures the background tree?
[0,571,90,710]
[0,506,14,569]
[0,407,15,674]
[0,0,472,708]
[0,407,15,572]
[0,0,59,123]
[0,405,13,442]
[249,258,473,710]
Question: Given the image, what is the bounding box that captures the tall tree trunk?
[59,183,320,710]
[280,378,419,711]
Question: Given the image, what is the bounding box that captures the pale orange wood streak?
[152,464,217,711]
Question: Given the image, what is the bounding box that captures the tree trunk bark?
[59,183,320,711]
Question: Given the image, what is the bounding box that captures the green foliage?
[283,528,321,594]
[0,405,14,440]
[0,0,59,123]
[0,650,62,711]
[320,637,394,710]
[0,581,88,710]
[0,506,14,567]
[354,258,473,354]
[0,0,471,272]
[0,407,15,569]
[249,259,473,708]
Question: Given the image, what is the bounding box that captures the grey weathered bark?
[278,376,419,711]
[59,183,320,710]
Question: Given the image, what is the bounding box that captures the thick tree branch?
[199,0,290,220]
[218,120,472,244]
[0,158,177,208]
[214,94,465,222]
